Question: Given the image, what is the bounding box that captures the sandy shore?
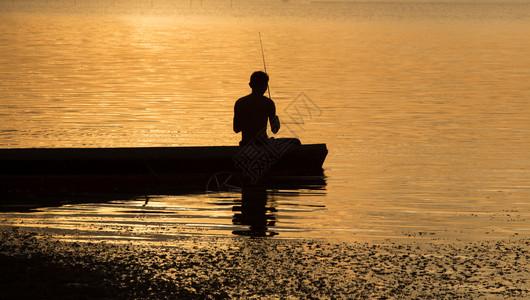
[1,227,529,299]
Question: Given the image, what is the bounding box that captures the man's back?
[233,93,276,144]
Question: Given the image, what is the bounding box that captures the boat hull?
[0,144,327,194]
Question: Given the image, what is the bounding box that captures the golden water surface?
[1,0,530,242]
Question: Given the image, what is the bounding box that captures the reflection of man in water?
[232,187,277,237]
[233,71,280,146]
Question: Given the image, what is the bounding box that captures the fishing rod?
[259,32,281,136]
[258,32,272,100]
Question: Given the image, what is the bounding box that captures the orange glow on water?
[1,1,530,242]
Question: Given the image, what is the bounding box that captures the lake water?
[1,0,530,243]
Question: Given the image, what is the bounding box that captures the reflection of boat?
[0,144,327,193]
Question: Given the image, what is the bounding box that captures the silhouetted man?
[233,71,280,146]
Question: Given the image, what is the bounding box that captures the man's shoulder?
[236,94,274,106]
[262,95,275,108]
[240,94,273,101]
[236,94,253,104]
[265,96,275,105]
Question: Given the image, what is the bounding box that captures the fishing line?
[258,32,272,99]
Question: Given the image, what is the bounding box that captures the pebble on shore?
[1,227,529,299]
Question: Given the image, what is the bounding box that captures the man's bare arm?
[270,115,280,134]
[269,100,280,134]
[233,104,242,133]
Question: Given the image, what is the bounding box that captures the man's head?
[249,71,269,95]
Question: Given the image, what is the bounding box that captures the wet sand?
[1,226,529,299]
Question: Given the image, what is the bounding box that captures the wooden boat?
[0,144,327,194]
